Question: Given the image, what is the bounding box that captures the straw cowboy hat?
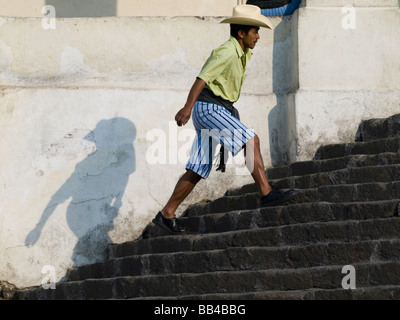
[220,4,274,29]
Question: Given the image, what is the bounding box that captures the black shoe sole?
[152,217,187,235]
[260,189,296,208]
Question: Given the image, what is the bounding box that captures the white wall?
[0,0,241,17]
[290,0,400,161]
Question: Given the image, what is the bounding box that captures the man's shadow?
[25,117,136,267]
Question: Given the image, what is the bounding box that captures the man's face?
[242,27,260,50]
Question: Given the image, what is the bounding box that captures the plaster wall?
[290,0,400,161]
[0,0,242,17]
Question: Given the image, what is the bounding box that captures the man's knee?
[185,169,203,184]
[253,135,260,145]
[244,135,260,154]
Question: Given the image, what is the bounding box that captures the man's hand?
[175,106,192,127]
[176,78,206,126]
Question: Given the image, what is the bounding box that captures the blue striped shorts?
[185,101,256,179]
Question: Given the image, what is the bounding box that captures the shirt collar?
[229,36,252,58]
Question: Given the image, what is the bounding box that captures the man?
[153,5,295,234]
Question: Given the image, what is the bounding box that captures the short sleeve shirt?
[197,36,253,103]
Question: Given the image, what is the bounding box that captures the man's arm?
[175,78,205,127]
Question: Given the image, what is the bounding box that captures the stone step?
[356,114,400,142]
[183,181,400,217]
[180,200,398,235]
[128,285,400,300]
[314,137,400,161]
[67,239,400,282]
[187,217,400,252]
[108,216,400,258]
[266,152,400,181]
[17,261,400,300]
[226,164,400,197]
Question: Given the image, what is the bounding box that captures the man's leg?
[161,170,202,219]
[245,135,296,207]
[245,135,272,196]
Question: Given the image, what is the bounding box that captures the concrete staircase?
[17,114,400,300]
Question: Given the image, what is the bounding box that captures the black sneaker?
[260,189,296,207]
[152,212,187,235]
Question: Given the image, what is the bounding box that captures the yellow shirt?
[197,36,253,103]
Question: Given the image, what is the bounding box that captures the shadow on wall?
[268,16,298,167]
[25,118,136,268]
[46,0,117,17]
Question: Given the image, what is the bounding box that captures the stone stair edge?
[266,151,400,180]
[182,181,400,217]
[103,237,400,261]
[127,285,400,300]
[180,198,399,220]
[317,135,400,149]
[107,216,400,259]
[356,113,400,142]
[225,163,400,197]
[67,238,400,282]
[172,199,399,236]
[314,137,400,161]
[116,209,400,247]
[27,260,400,286]
[226,177,400,197]
[18,261,400,300]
